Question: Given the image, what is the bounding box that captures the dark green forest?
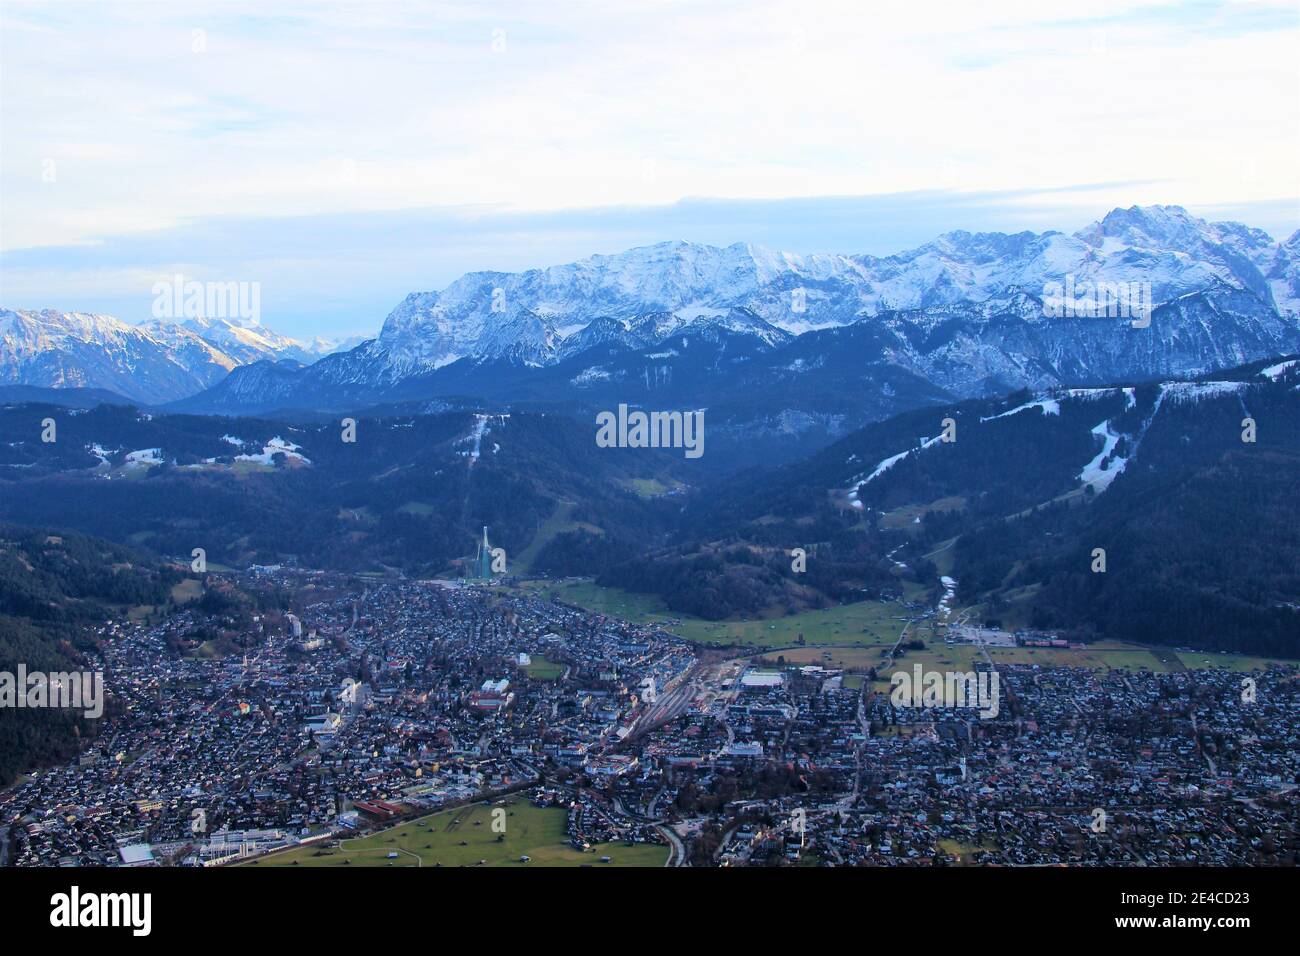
[0,526,178,784]
[1,358,1297,658]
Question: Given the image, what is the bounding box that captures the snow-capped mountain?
[555,311,681,358]
[269,205,1299,390]
[304,333,368,356]
[171,315,320,365]
[0,309,234,404]
[0,309,335,404]
[859,280,1298,398]
[9,205,1300,415]
[351,241,865,378]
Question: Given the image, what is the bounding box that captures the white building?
[118,843,156,866]
[305,712,342,735]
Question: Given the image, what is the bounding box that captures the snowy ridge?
[0,308,336,404]
[1260,359,1298,380]
[1159,381,1250,403]
[846,372,1276,508]
[12,205,1300,408]
[980,398,1061,422]
[330,205,1300,376]
[846,432,944,508]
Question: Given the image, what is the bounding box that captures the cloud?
[0,1,1295,335]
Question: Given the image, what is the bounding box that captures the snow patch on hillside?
[1260,359,1298,380]
[980,398,1061,422]
[124,448,163,468]
[571,366,612,385]
[938,576,958,620]
[1160,381,1249,403]
[464,414,509,462]
[1079,421,1127,493]
[236,436,311,465]
[846,432,944,507]
[88,443,115,467]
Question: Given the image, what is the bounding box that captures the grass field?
[522,578,911,649]
[524,657,565,680]
[1174,650,1295,672]
[921,538,958,577]
[880,496,966,531]
[875,638,1292,682]
[169,578,204,604]
[937,837,999,864]
[124,576,207,626]
[247,799,669,868]
[512,578,1297,671]
[617,477,682,498]
[761,646,894,669]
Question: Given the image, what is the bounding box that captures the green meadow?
[508,578,1296,673]
[517,578,910,649]
[247,798,669,868]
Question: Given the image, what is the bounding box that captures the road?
[657,824,686,866]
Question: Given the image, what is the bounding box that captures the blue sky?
[2,0,1297,339]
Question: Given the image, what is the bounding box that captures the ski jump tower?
[475,526,493,580]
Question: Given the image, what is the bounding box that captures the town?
[2,571,1296,867]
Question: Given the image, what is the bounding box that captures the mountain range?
[188,205,1300,416]
[0,309,357,405]
[10,208,1300,403]
[5,207,1299,428]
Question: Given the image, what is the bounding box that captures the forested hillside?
[0,404,687,578]
[2,357,1296,655]
[0,527,180,784]
[638,358,1300,652]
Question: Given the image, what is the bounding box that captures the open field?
[512,579,1297,672]
[247,798,669,868]
[523,578,912,649]
[1174,650,1297,672]
[617,477,683,498]
[882,638,1294,678]
[937,837,999,864]
[880,496,966,531]
[921,538,959,577]
[761,646,894,669]
[524,656,564,680]
[169,578,204,604]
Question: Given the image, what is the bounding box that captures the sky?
[1,0,1298,339]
